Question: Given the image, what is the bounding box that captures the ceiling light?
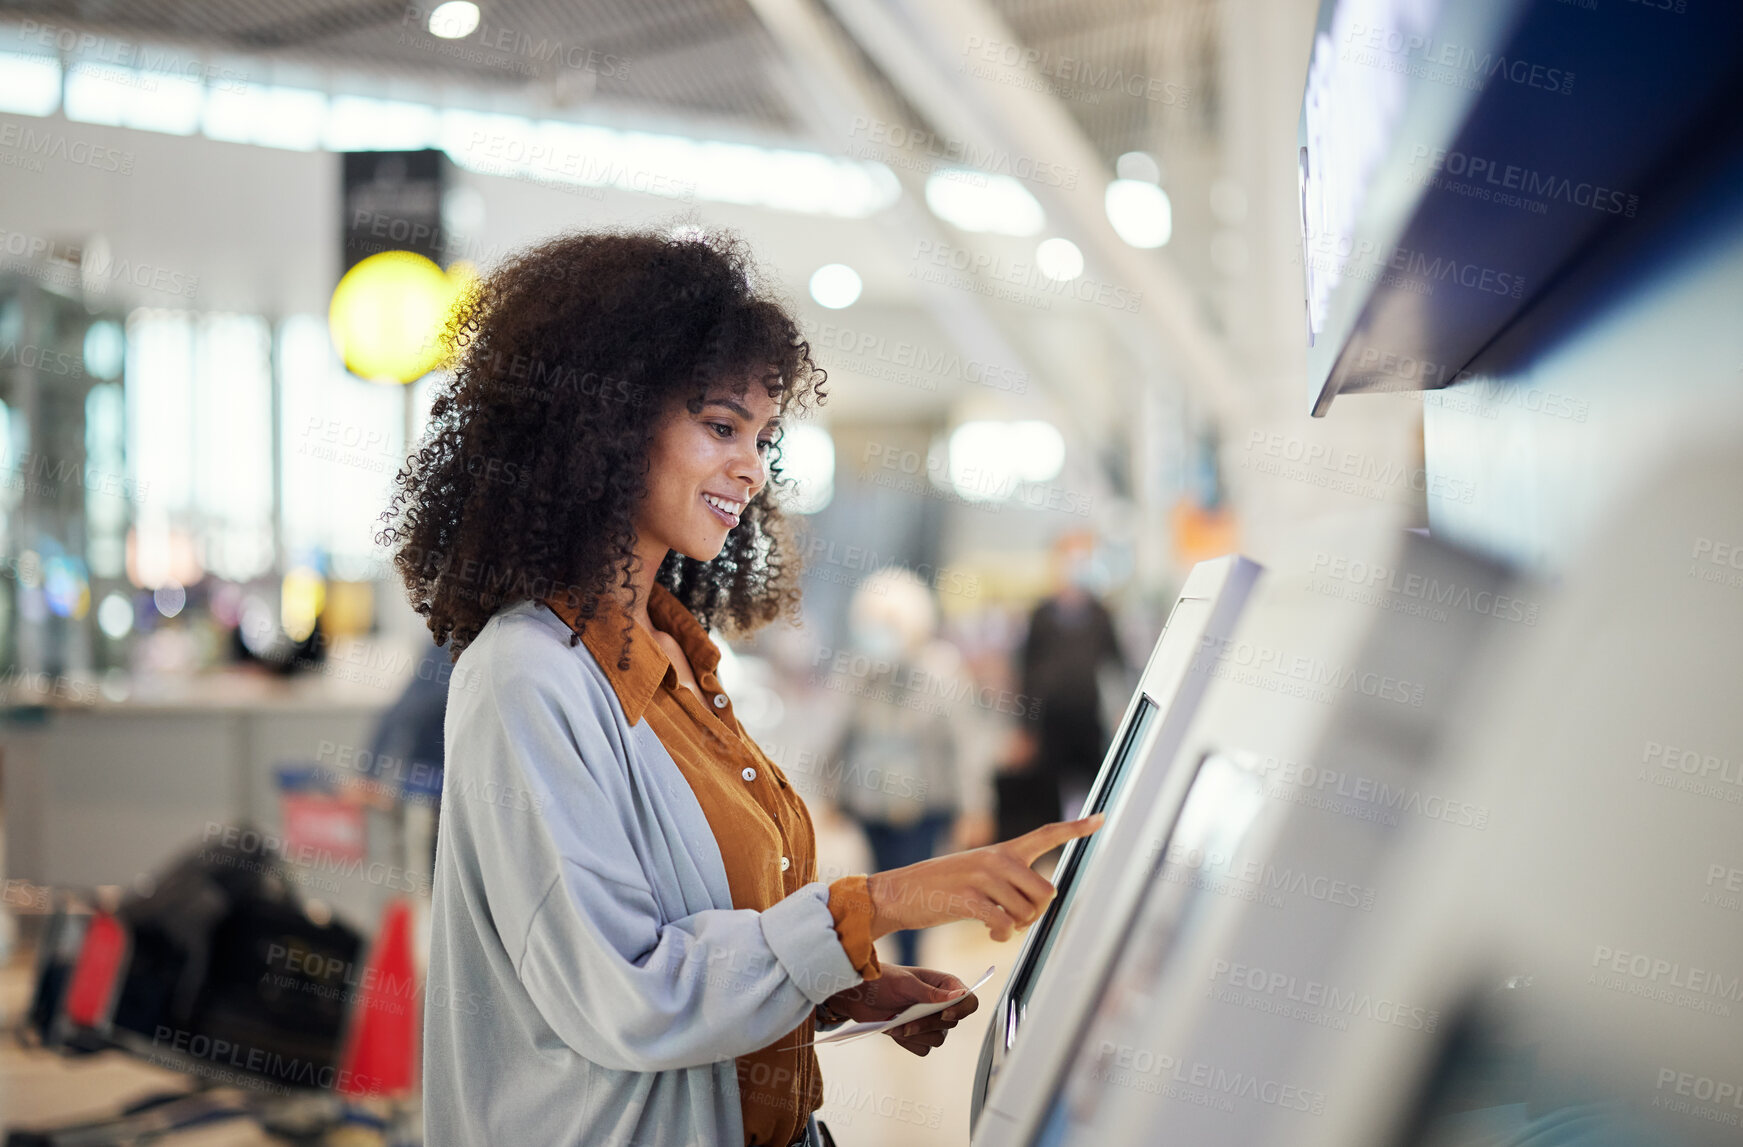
[125,72,204,135]
[925,171,1045,236]
[1115,150,1162,183]
[61,63,128,126]
[809,264,862,309]
[325,96,441,150]
[1105,179,1173,248]
[428,1,481,39]
[1035,237,1084,282]
[947,420,1065,503]
[204,84,328,150]
[438,110,899,218]
[0,52,60,116]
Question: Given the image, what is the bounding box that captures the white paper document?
[810,966,997,1048]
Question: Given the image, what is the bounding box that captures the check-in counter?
[1,668,409,934]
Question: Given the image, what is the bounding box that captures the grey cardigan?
[422,600,866,1146]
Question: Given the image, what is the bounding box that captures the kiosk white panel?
[970,554,1262,1126]
[979,525,1516,1146]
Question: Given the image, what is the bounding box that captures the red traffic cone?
[337,897,419,1098]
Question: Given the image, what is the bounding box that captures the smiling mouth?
[702,492,745,526]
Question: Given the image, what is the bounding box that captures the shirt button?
[780,856,791,872]
[741,766,757,783]
[713,694,728,709]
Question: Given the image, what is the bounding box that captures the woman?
[825,568,971,968]
[383,230,1101,1147]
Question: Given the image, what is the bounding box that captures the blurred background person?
[361,642,450,879]
[1001,531,1128,840]
[822,567,967,968]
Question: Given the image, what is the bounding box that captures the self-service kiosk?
[970,554,1263,1127]
[974,525,1523,1145]
[1259,444,1743,1147]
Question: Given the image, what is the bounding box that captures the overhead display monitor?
[1301,0,1743,414]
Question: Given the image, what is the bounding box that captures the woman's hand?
[822,966,980,1056]
[865,814,1105,942]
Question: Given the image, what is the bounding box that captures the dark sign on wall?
[341,150,448,274]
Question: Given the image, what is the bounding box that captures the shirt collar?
[543,583,720,725]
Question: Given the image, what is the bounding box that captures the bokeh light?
[328,251,471,384]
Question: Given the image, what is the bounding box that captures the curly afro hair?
[379,228,827,664]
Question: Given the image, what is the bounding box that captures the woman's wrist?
[865,870,896,940]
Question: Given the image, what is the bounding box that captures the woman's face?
[636,381,780,563]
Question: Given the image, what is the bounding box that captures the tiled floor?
[0,812,1028,1146]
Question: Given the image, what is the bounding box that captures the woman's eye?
[756,438,775,453]
[707,422,733,438]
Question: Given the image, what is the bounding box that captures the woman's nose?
[733,441,767,496]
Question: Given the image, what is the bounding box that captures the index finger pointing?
[1007,813,1105,866]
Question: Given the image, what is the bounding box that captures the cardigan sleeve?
[446,652,868,1074]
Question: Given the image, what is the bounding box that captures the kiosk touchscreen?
[969,554,1262,1126]
[975,529,1518,1146]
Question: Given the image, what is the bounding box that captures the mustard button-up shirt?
[546,585,881,1145]
[423,592,879,1147]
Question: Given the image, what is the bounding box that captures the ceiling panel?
[0,0,800,129]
